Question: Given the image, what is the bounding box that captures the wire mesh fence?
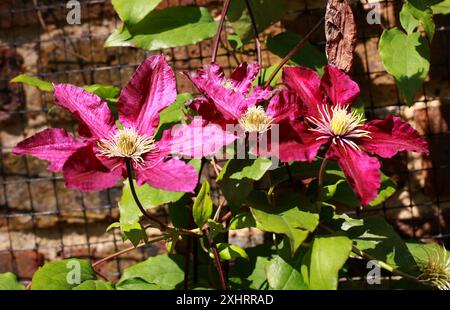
[0,0,449,283]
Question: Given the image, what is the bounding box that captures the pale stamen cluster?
[239,105,273,133]
[418,246,450,290]
[306,104,371,151]
[98,127,157,167]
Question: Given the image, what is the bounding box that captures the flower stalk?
[125,159,201,238]
[211,0,232,63]
[264,16,325,87]
[244,0,262,85]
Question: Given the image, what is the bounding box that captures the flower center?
[306,105,371,150]
[239,106,273,133]
[98,127,156,166]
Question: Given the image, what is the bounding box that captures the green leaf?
[308,236,352,290]
[207,219,227,239]
[229,212,256,230]
[404,2,435,40]
[121,222,149,247]
[431,0,450,14]
[340,216,418,274]
[228,244,274,289]
[11,74,53,91]
[228,34,244,50]
[229,157,273,181]
[0,273,25,290]
[216,243,249,261]
[83,84,120,102]
[120,174,201,245]
[227,0,287,43]
[368,174,397,207]
[105,6,218,51]
[115,278,162,290]
[216,159,255,212]
[120,179,189,222]
[31,259,95,290]
[379,28,430,105]
[400,5,420,34]
[11,74,120,103]
[192,181,213,229]
[256,65,283,87]
[72,280,114,290]
[247,191,319,254]
[112,0,162,26]
[324,171,397,207]
[265,255,308,290]
[117,254,184,290]
[266,32,327,73]
[154,93,192,138]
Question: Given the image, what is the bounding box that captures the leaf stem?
[211,0,232,63]
[125,159,200,237]
[318,157,329,191]
[92,235,166,268]
[244,0,262,85]
[350,245,421,284]
[264,16,325,87]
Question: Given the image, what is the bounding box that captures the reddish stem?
[211,0,232,63]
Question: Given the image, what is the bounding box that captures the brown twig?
[220,210,233,223]
[32,0,46,30]
[211,0,232,63]
[264,16,325,87]
[244,0,262,85]
[210,157,222,176]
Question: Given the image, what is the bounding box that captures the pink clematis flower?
[283,65,429,205]
[13,55,230,192]
[185,62,320,162]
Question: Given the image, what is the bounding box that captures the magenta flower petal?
[157,118,237,158]
[246,85,274,105]
[186,63,271,121]
[266,89,302,123]
[13,128,86,172]
[188,97,229,128]
[118,55,177,136]
[277,121,326,163]
[320,65,360,108]
[186,65,245,120]
[327,144,381,206]
[229,62,260,94]
[54,84,116,139]
[359,114,429,158]
[282,66,323,118]
[135,157,198,192]
[63,145,122,192]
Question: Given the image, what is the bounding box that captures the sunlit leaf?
[379,28,430,105]
[31,259,95,290]
[105,7,218,51]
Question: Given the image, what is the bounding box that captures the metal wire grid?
[0,0,448,282]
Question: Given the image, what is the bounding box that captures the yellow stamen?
[329,108,365,136]
[98,127,156,166]
[306,104,371,151]
[239,106,273,133]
